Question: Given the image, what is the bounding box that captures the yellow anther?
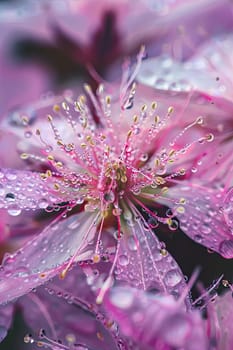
[161,186,169,194]
[62,102,69,111]
[176,206,185,214]
[53,104,60,112]
[141,104,147,112]
[154,115,160,123]
[167,218,172,225]
[84,83,91,92]
[57,140,64,146]
[74,101,82,111]
[47,155,54,161]
[179,198,186,204]
[127,130,133,138]
[93,254,101,263]
[56,162,63,168]
[160,248,168,257]
[151,101,157,110]
[54,183,60,191]
[40,173,47,180]
[168,149,176,157]
[133,115,138,123]
[46,170,52,177]
[155,176,166,185]
[106,96,111,105]
[168,106,174,114]
[79,95,86,104]
[47,114,53,122]
[20,153,29,160]
[81,143,87,148]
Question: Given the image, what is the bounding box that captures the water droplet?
[8,204,21,216]
[38,198,48,209]
[127,236,138,251]
[103,191,115,203]
[164,269,182,287]
[5,171,17,181]
[148,217,159,229]
[118,254,129,266]
[24,130,32,138]
[5,193,15,201]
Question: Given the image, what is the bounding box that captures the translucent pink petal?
[19,267,124,350]
[0,211,98,304]
[164,184,233,258]
[213,291,233,350]
[104,286,208,350]
[0,168,70,211]
[116,207,187,300]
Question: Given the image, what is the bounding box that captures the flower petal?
[213,291,233,350]
[164,184,233,258]
[104,286,208,350]
[116,207,187,299]
[19,267,120,350]
[0,168,69,211]
[0,211,99,304]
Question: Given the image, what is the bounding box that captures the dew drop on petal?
[7,204,21,216]
[118,254,129,266]
[38,198,48,209]
[24,131,32,138]
[127,236,138,252]
[164,269,182,287]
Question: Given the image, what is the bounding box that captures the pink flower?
[0,48,230,314]
[1,0,233,117]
